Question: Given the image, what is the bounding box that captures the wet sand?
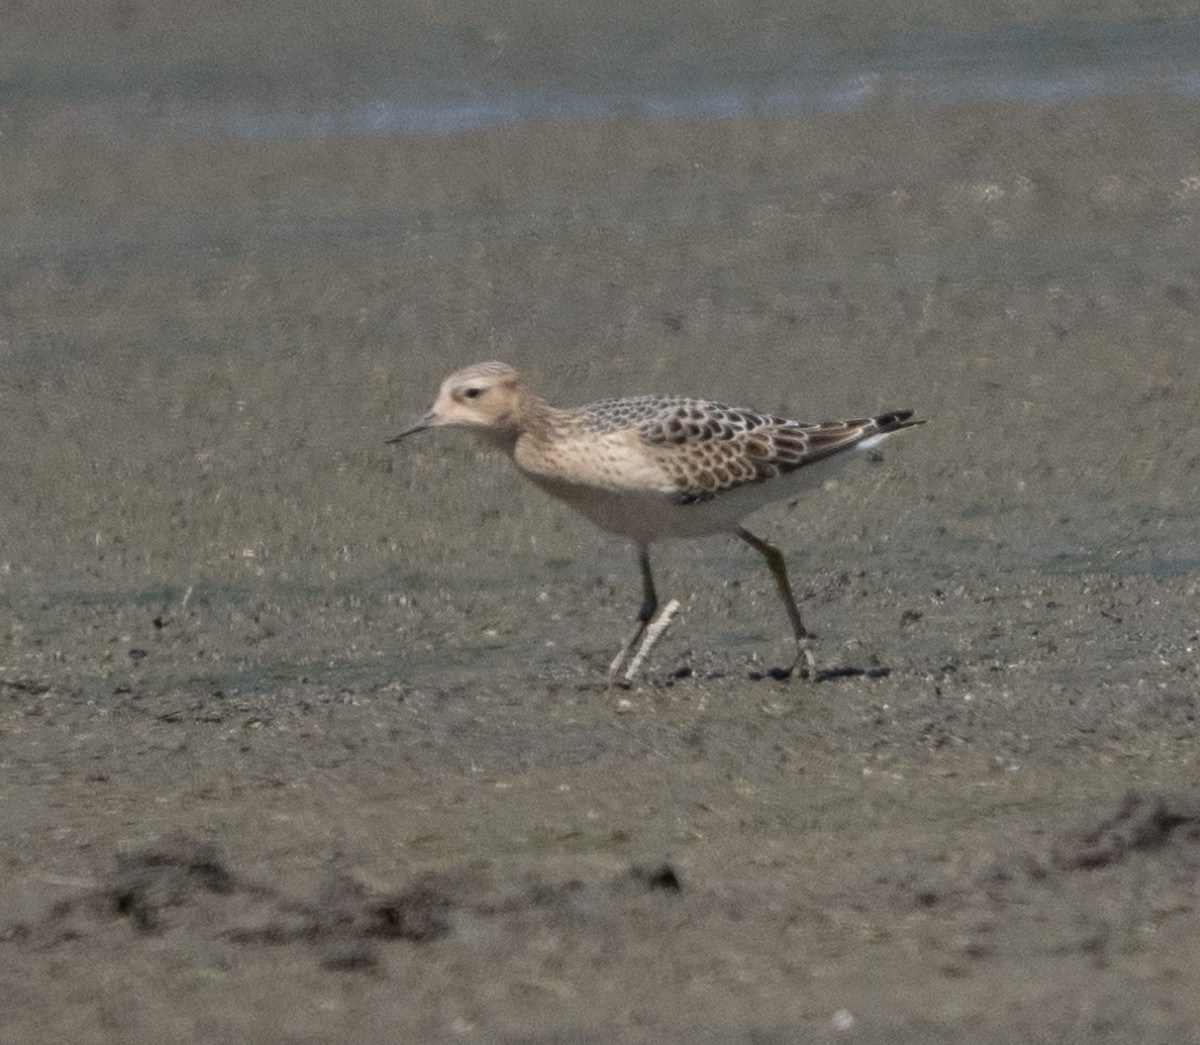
[3,24,1200,1043]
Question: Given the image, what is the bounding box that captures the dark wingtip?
[876,409,925,432]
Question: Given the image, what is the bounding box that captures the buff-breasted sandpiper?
[390,362,922,683]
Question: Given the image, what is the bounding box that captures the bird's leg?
[606,543,657,686]
[736,526,817,679]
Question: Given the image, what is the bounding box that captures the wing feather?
[634,401,918,503]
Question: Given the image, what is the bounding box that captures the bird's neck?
[477,391,566,454]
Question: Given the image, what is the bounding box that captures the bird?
[389,361,922,684]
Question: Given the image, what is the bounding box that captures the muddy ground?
[3,8,1200,1041]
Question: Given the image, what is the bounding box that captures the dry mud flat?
[4,788,1200,1044]
[4,558,1200,1043]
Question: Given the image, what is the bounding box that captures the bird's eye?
[462,386,485,400]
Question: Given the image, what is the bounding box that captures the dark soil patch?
[7,835,683,974]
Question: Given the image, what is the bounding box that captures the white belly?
[524,449,863,543]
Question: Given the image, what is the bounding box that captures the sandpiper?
[390,362,921,683]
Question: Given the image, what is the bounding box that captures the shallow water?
[9,18,1200,142]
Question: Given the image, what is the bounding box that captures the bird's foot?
[750,640,818,682]
[788,638,818,681]
[605,646,635,688]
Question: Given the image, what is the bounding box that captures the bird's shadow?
[582,662,894,688]
[748,665,893,683]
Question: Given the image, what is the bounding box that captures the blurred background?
[3,1,1199,691]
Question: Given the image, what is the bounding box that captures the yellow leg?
[737,526,816,679]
